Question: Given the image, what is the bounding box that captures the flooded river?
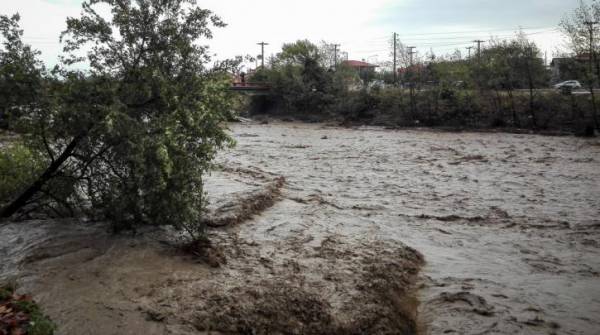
[222,122,600,334]
[1,122,599,334]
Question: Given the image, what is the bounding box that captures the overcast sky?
[1,0,573,68]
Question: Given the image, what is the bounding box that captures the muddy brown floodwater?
[1,122,600,334]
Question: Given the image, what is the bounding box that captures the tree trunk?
[589,85,599,130]
[494,88,504,122]
[507,89,519,127]
[528,86,537,128]
[526,70,537,128]
[0,133,85,218]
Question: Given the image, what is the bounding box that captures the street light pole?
[393,32,398,86]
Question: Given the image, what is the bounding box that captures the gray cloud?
[378,0,575,31]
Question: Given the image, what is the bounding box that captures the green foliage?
[28,316,57,335]
[473,36,549,91]
[12,300,56,335]
[251,40,348,118]
[278,40,323,66]
[554,59,587,83]
[245,31,595,134]
[466,35,552,127]
[0,14,44,129]
[59,0,233,235]
[560,0,600,129]
[560,0,600,62]
[427,60,471,87]
[0,1,236,241]
[0,284,13,301]
[335,89,379,121]
[0,142,44,205]
[0,283,56,335]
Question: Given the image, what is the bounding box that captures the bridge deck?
[230,82,270,92]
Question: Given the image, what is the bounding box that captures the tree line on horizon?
[245,2,599,135]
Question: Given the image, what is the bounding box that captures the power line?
[398,29,558,42]
[396,25,556,37]
[335,25,555,44]
[334,26,558,47]
[335,28,561,52]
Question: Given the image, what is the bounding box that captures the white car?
[368,80,386,89]
[554,80,582,90]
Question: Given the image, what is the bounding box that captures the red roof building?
[342,60,378,70]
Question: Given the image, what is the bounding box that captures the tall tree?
[0,14,44,129]
[561,0,600,129]
[514,33,549,127]
[1,0,235,240]
[255,40,340,116]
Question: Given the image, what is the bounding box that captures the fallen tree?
[0,0,236,241]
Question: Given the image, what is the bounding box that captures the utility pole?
[332,44,340,69]
[393,32,398,85]
[466,46,473,59]
[473,40,485,60]
[257,41,269,68]
[407,46,417,65]
[407,46,417,114]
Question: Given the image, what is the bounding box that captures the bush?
[335,90,379,121]
[0,283,56,335]
[0,142,43,205]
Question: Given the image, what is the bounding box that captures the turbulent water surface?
[1,122,599,334]
[222,122,600,334]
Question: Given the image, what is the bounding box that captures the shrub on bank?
[0,284,56,335]
[0,142,44,206]
[250,84,595,134]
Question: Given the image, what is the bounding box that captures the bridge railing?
[231,81,270,88]
[230,82,271,91]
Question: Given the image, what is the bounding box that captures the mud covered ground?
[0,164,423,334]
[1,122,600,334]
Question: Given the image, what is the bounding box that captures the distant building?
[341,60,379,71]
[341,60,379,87]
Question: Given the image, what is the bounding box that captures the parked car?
[367,79,386,89]
[453,81,467,89]
[554,80,582,90]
